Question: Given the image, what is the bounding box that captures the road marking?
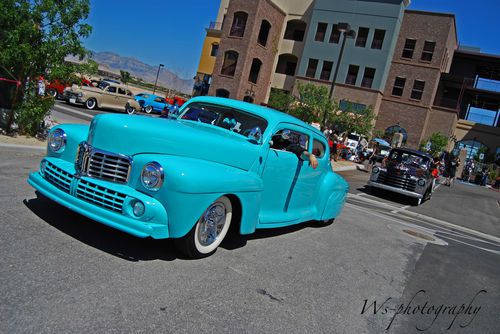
[0,143,46,151]
[52,103,94,120]
[346,194,500,244]
[390,205,410,214]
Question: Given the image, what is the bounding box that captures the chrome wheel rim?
[197,202,226,246]
[87,99,95,109]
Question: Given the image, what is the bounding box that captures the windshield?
[389,150,429,167]
[97,81,110,90]
[348,134,360,141]
[178,102,268,141]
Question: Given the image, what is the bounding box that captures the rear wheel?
[144,105,153,114]
[175,196,233,258]
[46,88,57,98]
[85,98,97,110]
[125,103,136,115]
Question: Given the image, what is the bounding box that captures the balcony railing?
[207,21,223,31]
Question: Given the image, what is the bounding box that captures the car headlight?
[417,178,426,186]
[48,128,66,153]
[78,92,84,97]
[141,161,164,191]
[372,167,380,174]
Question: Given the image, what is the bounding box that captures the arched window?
[453,140,487,161]
[283,20,307,41]
[230,11,248,37]
[384,125,408,145]
[258,20,271,46]
[221,51,239,76]
[248,58,262,84]
[275,54,298,76]
[215,89,230,98]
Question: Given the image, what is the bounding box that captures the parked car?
[368,148,435,205]
[64,80,140,113]
[46,78,91,99]
[134,93,169,113]
[28,96,349,258]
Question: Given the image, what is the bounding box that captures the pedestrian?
[369,142,380,171]
[38,75,45,96]
[331,131,339,161]
[391,130,403,148]
[444,153,460,186]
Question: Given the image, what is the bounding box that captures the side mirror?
[248,126,262,144]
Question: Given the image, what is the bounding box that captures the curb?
[0,142,46,151]
[333,163,366,172]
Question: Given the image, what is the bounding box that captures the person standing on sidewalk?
[444,154,460,186]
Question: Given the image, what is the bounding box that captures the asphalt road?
[2,101,500,332]
[1,144,499,333]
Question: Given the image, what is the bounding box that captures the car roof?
[392,147,432,159]
[185,96,324,137]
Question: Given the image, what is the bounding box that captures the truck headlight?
[417,178,426,186]
[372,167,380,174]
[48,128,66,153]
[141,161,164,191]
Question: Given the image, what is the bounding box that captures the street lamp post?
[323,23,356,127]
[153,63,164,95]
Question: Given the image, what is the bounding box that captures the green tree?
[120,70,131,84]
[0,0,92,133]
[419,132,448,156]
[291,82,334,124]
[330,102,376,138]
[267,88,294,113]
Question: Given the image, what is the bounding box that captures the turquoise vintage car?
[28,96,348,258]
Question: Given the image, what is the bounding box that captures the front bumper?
[28,158,169,239]
[368,180,423,199]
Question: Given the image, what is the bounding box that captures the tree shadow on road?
[24,191,180,262]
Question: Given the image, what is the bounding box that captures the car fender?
[130,154,263,238]
[316,172,349,220]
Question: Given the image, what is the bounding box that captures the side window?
[312,140,326,158]
[126,90,133,96]
[107,86,117,93]
[118,87,127,95]
[143,94,149,99]
[270,129,309,152]
[154,97,164,103]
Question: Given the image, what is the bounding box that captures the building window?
[361,67,376,88]
[276,54,298,76]
[306,59,318,78]
[210,43,219,57]
[329,24,340,43]
[411,80,425,100]
[371,29,385,49]
[392,77,406,96]
[339,100,367,114]
[215,89,230,98]
[248,58,262,84]
[345,65,359,85]
[355,27,369,47]
[315,22,328,42]
[221,51,238,76]
[320,61,333,81]
[229,11,248,37]
[402,39,416,59]
[258,20,271,47]
[283,20,306,41]
[421,41,436,62]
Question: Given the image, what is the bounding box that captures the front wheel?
[175,196,232,258]
[85,98,97,110]
[46,88,57,98]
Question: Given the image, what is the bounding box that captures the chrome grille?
[76,179,126,212]
[44,161,74,193]
[377,172,416,192]
[76,142,131,184]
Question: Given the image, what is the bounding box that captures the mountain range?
[90,51,193,94]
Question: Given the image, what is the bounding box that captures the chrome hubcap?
[198,203,226,246]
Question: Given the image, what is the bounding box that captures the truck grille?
[44,161,74,193]
[76,142,132,184]
[377,172,416,192]
[76,179,126,213]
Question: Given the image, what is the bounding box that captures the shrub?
[16,96,54,136]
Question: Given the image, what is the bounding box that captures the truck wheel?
[85,98,97,110]
[144,105,153,114]
[175,196,232,258]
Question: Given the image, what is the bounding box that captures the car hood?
[385,160,426,178]
[87,114,261,171]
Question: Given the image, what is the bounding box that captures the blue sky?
[84,0,500,80]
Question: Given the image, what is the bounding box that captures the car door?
[116,87,130,110]
[152,96,166,111]
[259,124,320,225]
[100,85,118,109]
